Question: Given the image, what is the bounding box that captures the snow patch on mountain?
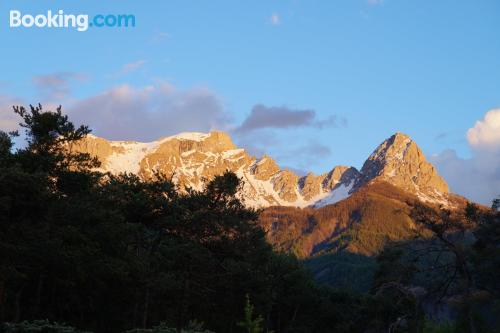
[159,132,210,142]
[107,141,160,174]
[312,182,354,208]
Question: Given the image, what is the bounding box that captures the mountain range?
[73,131,453,208]
[73,130,472,289]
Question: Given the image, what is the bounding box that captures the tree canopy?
[0,105,388,333]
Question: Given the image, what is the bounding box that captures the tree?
[472,198,500,295]
[13,104,99,173]
[470,197,500,331]
[238,295,264,333]
[492,196,500,211]
[0,131,13,159]
[0,104,401,333]
[373,201,500,333]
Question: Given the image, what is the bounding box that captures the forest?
[0,105,499,333]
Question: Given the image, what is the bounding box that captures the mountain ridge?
[72,130,452,208]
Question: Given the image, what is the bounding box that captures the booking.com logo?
[9,10,135,32]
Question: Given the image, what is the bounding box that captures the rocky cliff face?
[357,132,449,204]
[73,131,450,208]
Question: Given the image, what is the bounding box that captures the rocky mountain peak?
[252,155,280,180]
[322,166,360,191]
[155,131,237,154]
[199,131,237,152]
[298,173,323,201]
[360,132,449,197]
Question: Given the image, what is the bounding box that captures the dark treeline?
[374,201,500,332]
[0,107,396,333]
[0,105,499,333]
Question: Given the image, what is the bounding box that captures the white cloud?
[270,13,280,25]
[431,109,500,205]
[0,78,230,144]
[367,0,383,5]
[65,82,228,141]
[431,150,500,206]
[466,109,500,149]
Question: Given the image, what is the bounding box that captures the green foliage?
[0,320,90,333]
[12,104,99,174]
[237,295,264,333]
[422,320,456,333]
[374,201,500,333]
[472,206,500,297]
[124,321,214,333]
[305,252,376,292]
[0,131,13,158]
[491,196,499,211]
[1,320,215,333]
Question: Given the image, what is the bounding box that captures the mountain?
[73,131,452,209]
[258,178,469,290]
[73,130,470,290]
[356,132,449,203]
[260,180,467,257]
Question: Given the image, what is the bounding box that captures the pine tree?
[237,295,264,333]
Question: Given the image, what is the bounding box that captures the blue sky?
[1,0,499,203]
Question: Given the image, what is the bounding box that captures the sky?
[0,0,499,204]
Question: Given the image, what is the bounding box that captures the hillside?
[262,180,468,254]
[259,181,470,290]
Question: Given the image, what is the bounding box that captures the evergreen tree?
[238,295,264,333]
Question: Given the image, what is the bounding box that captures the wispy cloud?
[32,72,85,101]
[66,82,227,141]
[232,104,344,171]
[303,142,332,158]
[150,31,169,43]
[367,0,383,5]
[120,60,147,75]
[0,93,23,132]
[277,140,333,170]
[235,104,346,133]
[270,13,280,25]
[233,129,332,172]
[435,132,448,141]
[1,76,230,143]
[237,105,314,132]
